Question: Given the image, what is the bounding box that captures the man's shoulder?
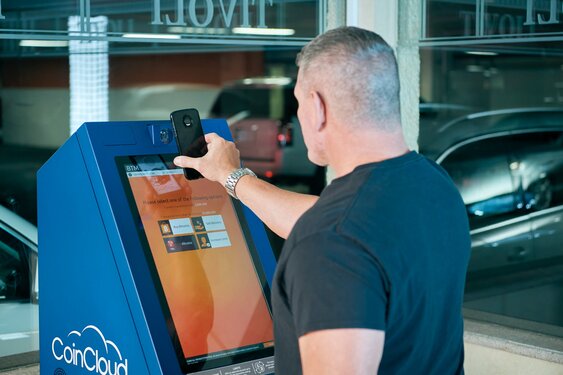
[341,153,465,221]
[280,227,387,286]
[287,151,468,256]
[333,153,469,258]
[288,169,370,244]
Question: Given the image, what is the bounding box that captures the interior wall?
[0,52,263,148]
[2,88,70,148]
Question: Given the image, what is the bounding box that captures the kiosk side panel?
[77,122,176,374]
[38,136,151,374]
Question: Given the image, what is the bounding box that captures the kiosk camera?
[38,119,276,374]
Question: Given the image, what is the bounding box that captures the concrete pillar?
[323,0,420,184]
[326,0,346,30]
[397,0,421,152]
[346,0,420,151]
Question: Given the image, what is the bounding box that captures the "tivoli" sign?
[0,0,276,29]
[151,0,274,28]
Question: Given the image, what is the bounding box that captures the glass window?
[0,1,328,368]
[421,4,563,335]
[0,222,39,365]
[423,0,563,41]
[441,135,523,230]
[0,0,324,48]
[441,131,563,230]
[210,81,297,122]
[514,131,563,211]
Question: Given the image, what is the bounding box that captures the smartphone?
[170,108,208,180]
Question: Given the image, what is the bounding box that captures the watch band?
[224,168,257,200]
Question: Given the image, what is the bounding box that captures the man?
[175,27,471,375]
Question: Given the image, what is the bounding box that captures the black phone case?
[170,108,207,180]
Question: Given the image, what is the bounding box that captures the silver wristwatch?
[224,168,256,199]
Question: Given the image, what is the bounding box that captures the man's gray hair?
[296,27,401,131]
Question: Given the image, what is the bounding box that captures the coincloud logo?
[51,325,128,375]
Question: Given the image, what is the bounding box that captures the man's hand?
[173,133,240,185]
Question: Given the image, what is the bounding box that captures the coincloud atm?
[38,119,276,375]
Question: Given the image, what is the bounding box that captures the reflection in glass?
[421,40,563,335]
[0,224,39,360]
[424,0,563,40]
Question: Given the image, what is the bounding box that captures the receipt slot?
[38,119,276,375]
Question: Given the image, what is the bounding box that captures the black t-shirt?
[271,151,471,375]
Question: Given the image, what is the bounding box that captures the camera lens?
[183,115,193,127]
[159,129,170,144]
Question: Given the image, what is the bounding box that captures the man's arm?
[299,328,385,375]
[174,133,318,239]
[233,176,318,239]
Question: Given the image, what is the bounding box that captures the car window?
[0,227,35,302]
[440,136,525,230]
[210,86,297,122]
[512,131,563,211]
[0,224,38,361]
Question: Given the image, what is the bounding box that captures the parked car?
[421,108,563,275]
[209,77,325,194]
[419,100,473,130]
[0,204,38,365]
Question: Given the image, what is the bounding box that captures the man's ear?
[311,90,327,132]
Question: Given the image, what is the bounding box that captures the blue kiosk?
[38,119,277,375]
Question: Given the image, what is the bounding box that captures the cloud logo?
[51,324,128,375]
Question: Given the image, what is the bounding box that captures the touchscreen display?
[116,154,274,373]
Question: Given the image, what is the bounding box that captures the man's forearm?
[235,175,318,239]
[172,134,317,238]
